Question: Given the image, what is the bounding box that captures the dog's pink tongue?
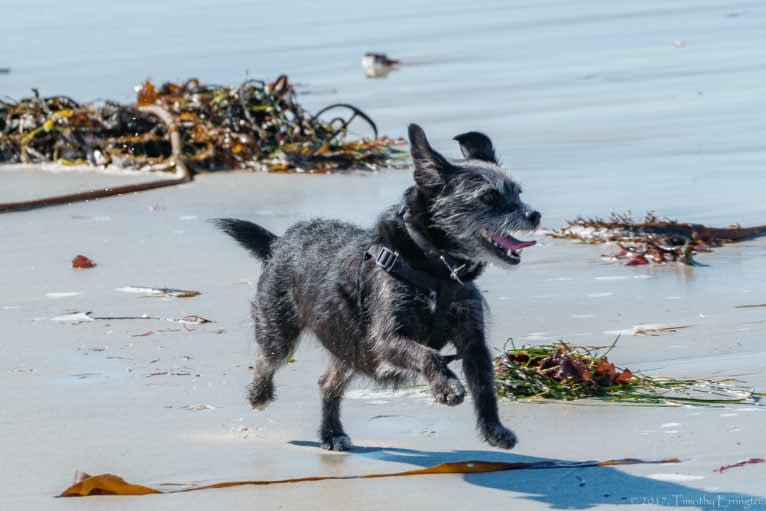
[490,233,536,251]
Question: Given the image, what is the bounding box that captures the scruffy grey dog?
[215,124,540,451]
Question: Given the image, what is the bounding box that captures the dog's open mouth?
[480,229,536,264]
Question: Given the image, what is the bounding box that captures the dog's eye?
[480,190,501,206]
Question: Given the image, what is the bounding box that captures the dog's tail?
[213,218,278,262]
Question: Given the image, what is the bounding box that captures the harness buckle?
[375,247,399,272]
[440,255,466,286]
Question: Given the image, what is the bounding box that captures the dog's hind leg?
[248,300,302,410]
[318,361,354,451]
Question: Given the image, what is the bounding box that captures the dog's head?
[408,123,540,267]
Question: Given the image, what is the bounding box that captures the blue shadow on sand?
[290,441,765,510]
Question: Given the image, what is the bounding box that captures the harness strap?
[365,244,462,362]
[365,245,438,308]
[442,353,462,364]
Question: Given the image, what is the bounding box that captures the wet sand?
[3,0,766,508]
[1,172,765,510]
[0,165,173,204]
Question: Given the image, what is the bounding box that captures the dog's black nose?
[526,210,541,227]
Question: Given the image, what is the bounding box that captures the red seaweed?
[71,255,96,269]
[714,458,765,474]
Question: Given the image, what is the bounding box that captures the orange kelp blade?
[59,457,679,497]
[60,473,160,496]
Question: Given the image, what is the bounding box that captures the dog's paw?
[482,422,518,450]
[321,433,352,451]
[248,379,275,410]
[431,377,466,406]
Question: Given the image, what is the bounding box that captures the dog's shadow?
[290,441,761,510]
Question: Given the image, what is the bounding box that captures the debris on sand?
[179,403,216,411]
[51,312,95,323]
[603,322,690,337]
[71,255,96,269]
[116,286,201,298]
[145,368,195,377]
[494,340,765,405]
[550,211,766,266]
[171,315,213,325]
[361,53,400,78]
[714,457,765,473]
[631,324,689,336]
[51,312,156,323]
[0,75,404,173]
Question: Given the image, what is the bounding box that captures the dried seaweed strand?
[549,211,766,266]
[551,211,766,245]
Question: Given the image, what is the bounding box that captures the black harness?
[362,208,478,363]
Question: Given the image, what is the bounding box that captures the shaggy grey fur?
[215,123,540,451]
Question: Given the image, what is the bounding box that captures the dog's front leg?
[460,338,518,449]
[375,338,465,406]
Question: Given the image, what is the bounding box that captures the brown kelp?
[59,457,679,497]
[550,212,766,265]
[0,75,404,173]
[494,340,765,405]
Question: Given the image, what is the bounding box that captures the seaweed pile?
[0,75,404,173]
[550,212,766,265]
[602,239,702,266]
[494,341,765,405]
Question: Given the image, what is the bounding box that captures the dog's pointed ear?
[453,131,497,164]
[409,123,453,189]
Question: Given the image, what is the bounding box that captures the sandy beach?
[2,0,766,509]
[1,171,765,510]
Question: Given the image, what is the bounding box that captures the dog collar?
[398,206,478,284]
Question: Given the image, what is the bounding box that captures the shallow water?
[3,0,766,224]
